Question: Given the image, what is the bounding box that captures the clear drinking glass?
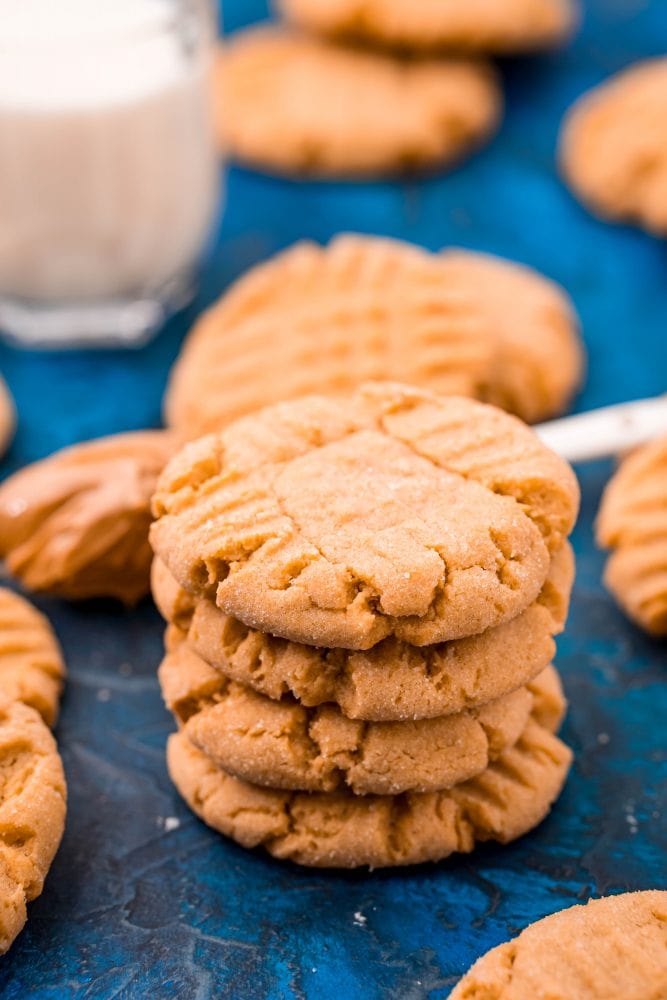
[0,0,220,347]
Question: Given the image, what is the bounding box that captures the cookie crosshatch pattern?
[214,27,503,177]
[0,0,665,995]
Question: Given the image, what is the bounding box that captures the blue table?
[1,1,665,996]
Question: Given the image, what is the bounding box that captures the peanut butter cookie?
[278,0,577,55]
[560,58,667,235]
[164,236,582,438]
[215,28,502,177]
[167,711,571,868]
[165,236,492,438]
[0,696,67,954]
[440,250,583,423]
[0,374,15,459]
[450,890,667,999]
[0,430,174,605]
[160,632,563,794]
[596,435,667,636]
[152,542,573,720]
[0,589,65,727]
[151,383,578,650]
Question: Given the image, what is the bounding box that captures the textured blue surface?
[0,1,666,997]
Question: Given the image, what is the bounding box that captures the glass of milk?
[0,0,220,347]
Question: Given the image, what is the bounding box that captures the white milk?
[0,0,218,314]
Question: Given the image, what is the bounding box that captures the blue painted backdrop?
[0,1,665,996]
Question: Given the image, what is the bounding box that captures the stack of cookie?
[150,382,579,869]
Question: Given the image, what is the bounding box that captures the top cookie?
[450,890,667,999]
[277,0,577,54]
[151,383,578,650]
[215,27,502,177]
[164,235,583,438]
[0,430,174,605]
[560,58,667,235]
[596,435,667,636]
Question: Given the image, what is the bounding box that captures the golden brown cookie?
[450,890,667,999]
[0,588,65,727]
[560,59,667,235]
[0,430,175,605]
[596,436,667,636]
[215,28,502,177]
[152,541,573,720]
[278,0,578,55]
[0,374,15,460]
[165,237,492,438]
[160,630,564,794]
[151,383,579,650]
[440,250,584,423]
[167,712,571,868]
[0,696,67,954]
[164,236,583,439]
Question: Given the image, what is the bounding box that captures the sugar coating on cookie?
[215,27,502,177]
[561,58,667,235]
[440,250,584,423]
[160,626,564,794]
[152,542,573,720]
[151,383,579,650]
[450,890,667,999]
[596,435,667,636]
[0,588,65,727]
[164,236,583,439]
[0,374,15,460]
[167,712,571,868]
[0,430,175,605]
[278,0,577,54]
[0,696,67,954]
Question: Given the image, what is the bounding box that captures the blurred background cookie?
[278,0,578,55]
[164,235,583,438]
[440,249,584,422]
[0,430,174,605]
[596,435,667,636]
[215,27,502,177]
[560,58,667,235]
